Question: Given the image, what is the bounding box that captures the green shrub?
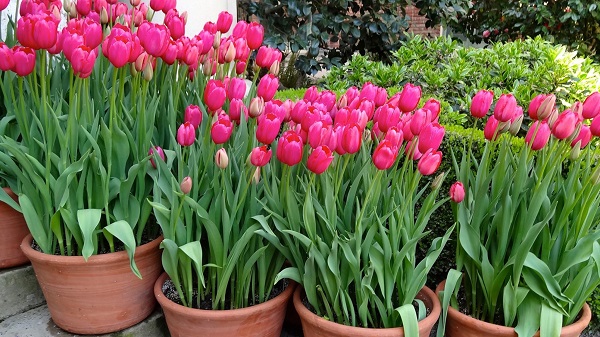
[322,36,600,126]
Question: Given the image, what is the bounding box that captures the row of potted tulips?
[0,1,599,337]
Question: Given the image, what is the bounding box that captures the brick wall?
[405,5,440,37]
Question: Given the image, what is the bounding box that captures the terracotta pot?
[21,234,163,334]
[435,280,592,337]
[293,285,441,337]
[0,188,30,269]
[154,272,295,337]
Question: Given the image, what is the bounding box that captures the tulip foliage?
[439,90,600,337]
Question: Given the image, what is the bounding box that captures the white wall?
[1,0,18,40]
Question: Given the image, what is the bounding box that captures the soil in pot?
[154,272,295,337]
[21,234,163,335]
[435,280,592,337]
[293,285,441,337]
[0,188,30,268]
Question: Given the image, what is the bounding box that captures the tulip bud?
[449,181,465,203]
[471,89,494,118]
[398,83,422,113]
[591,166,600,185]
[431,173,445,190]
[180,177,192,194]
[148,146,165,168]
[493,94,517,122]
[146,8,155,21]
[508,114,523,136]
[213,32,221,49]
[143,63,153,81]
[307,146,334,174]
[215,148,229,169]
[63,0,71,12]
[372,140,398,170]
[100,7,109,24]
[525,121,551,151]
[249,97,265,118]
[252,167,261,184]
[177,122,196,147]
[570,142,581,160]
[224,42,236,63]
[130,0,141,6]
[571,101,584,118]
[417,149,442,176]
[537,94,556,120]
[69,3,78,18]
[269,60,280,76]
[185,105,203,129]
[582,92,600,119]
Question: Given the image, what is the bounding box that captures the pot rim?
[154,272,295,319]
[292,284,441,332]
[20,233,163,265]
[435,280,592,334]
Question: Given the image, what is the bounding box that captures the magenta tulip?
[308,122,336,150]
[227,77,247,101]
[417,149,442,176]
[375,104,401,133]
[307,146,334,175]
[148,146,165,168]
[410,109,431,136]
[571,125,592,149]
[493,94,517,122]
[76,0,91,16]
[232,21,248,39]
[359,82,377,102]
[582,92,600,120]
[0,0,9,11]
[398,83,421,113]
[449,182,465,203]
[525,121,551,151]
[211,114,234,144]
[217,11,233,33]
[551,110,578,140]
[177,122,196,147]
[374,87,388,107]
[250,145,272,167]
[70,45,97,78]
[422,99,441,120]
[591,117,600,137]
[102,24,133,68]
[418,122,445,153]
[257,74,279,102]
[184,105,202,129]
[229,99,248,123]
[372,140,398,170]
[0,43,14,72]
[384,127,404,149]
[256,112,282,145]
[11,46,36,76]
[165,9,186,40]
[204,80,227,112]
[483,116,501,141]
[341,124,362,154]
[137,22,170,57]
[276,131,303,166]
[246,22,264,50]
[471,89,494,118]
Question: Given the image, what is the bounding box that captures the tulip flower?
[0,43,15,72]
[177,122,196,147]
[0,0,9,11]
[525,121,551,151]
[591,117,600,137]
[70,45,97,78]
[256,46,277,69]
[217,11,233,33]
[384,127,403,149]
[257,74,279,102]
[317,90,337,112]
[11,46,36,76]
[229,99,248,123]
[398,83,421,113]
[17,12,60,50]
[76,0,91,16]
[372,140,398,170]
[215,148,229,169]
[235,61,246,75]
[276,131,303,166]
[165,9,186,40]
[483,116,501,141]
[308,122,337,150]
[493,94,517,122]
[162,40,178,65]
[250,146,272,167]
[508,108,524,136]
[303,87,319,103]
[359,82,377,102]
[227,77,247,101]
[422,99,441,121]
[571,125,592,149]
[249,97,265,118]
[471,89,494,118]
[449,182,465,203]
[232,21,248,39]
[102,24,134,68]
[551,110,578,140]
[341,123,362,154]
[211,114,234,144]
[148,146,165,169]
[256,112,282,145]
[184,105,202,129]
[246,22,264,50]
[417,149,442,176]
[418,122,445,153]
[374,87,388,107]
[180,176,192,194]
[410,109,431,136]
[137,22,170,57]
[204,80,227,112]
[528,94,546,120]
[307,146,334,175]
[582,92,600,120]
[375,104,401,133]
[530,94,556,120]
[234,38,250,62]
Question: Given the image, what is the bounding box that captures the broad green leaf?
[395,304,418,337]
[103,220,141,278]
[19,194,50,253]
[78,209,102,260]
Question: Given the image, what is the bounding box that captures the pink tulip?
[417,149,442,176]
[525,121,551,151]
[591,117,600,137]
[307,146,334,174]
[571,125,592,149]
[398,83,421,113]
[204,80,227,112]
[551,110,578,140]
[528,94,546,119]
[493,94,517,122]
[70,45,97,78]
[234,38,250,62]
[165,9,186,40]
[211,114,234,144]
[215,148,229,169]
[229,99,248,123]
[148,146,165,168]
[418,122,445,153]
[257,74,279,102]
[61,28,85,61]
[359,82,377,102]
[483,116,501,141]
[256,112,282,145]
[0,0,9,11]
[246,22,264,50]
[233,21,248,39]
[137,22,170,57]
[180,176,192,194]
[235,61,246,75]
[18,12,59,50]
[341,123,362,154]
[450,182,465,203]
[410,109,431,136]
[582,92,600,120]
[162,40,178,65]
[471,89,494,118]
[76,0,91,16]
[276,131,303,166]
[0,43,14,71]
[177,122,196,147]
[375,104,401,133]
[384,126,404,149]
[304,86,319,103]
[184,105,202,129]
[422,99,441,120]
[308,122,336,150]
[102,24,133,68]
[529,94,556,120]
[374,87,388,107]
[372,140,398,170]
[217,11,233,33]
[11,46,36,76]
[317,90,337,112]
[227,77,247,101]
[250,146,272,167]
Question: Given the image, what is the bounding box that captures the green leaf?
[540,302,562,337]
[19,194,50,253]
[179,241,205,288]
[395,304,418,337]
[78,209,102,260]
[103,220,141,278]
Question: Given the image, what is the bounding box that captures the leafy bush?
[323,36,600,126]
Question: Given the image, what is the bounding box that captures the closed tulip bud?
[130,0,141,5]
[471,89,494,118]
[375,104,401,133]
[384,126,403,148]
[0,43,14,72]
[211,114,234,144]
[508,114,523,136]
[252,167,261,184]
[76,0,91,16]
[213,32,221,49]
[484,116,501,141]
[525,121,551,151]
[537,94,556,120]
[418,122,445,153]
[256,112,282,145]
[571,125,592,149]
[269,60,280,76]
[417,149,442,176]
[249,97,265,118]
[257,74,279,102]
[571,101,584,120]
[570,142,581,160]
[307,146,334,174]
[184,104,202,129]
[250,145,272,167]
[410,109,431,136]
[276,131,303,166]
[148,146,165,168]
[100,7,109,23]
[235,61,246,75]
[224,42,236,63]
[431,173,445,190]
[246,22,264,50]
[143,63,153,81]
[372,140,398,170]
[180,176,192,194]
[227,77,247,101]
[70,45,97,79]
[398,83,422,113]
[449,181,465,203]
[551,110,578,140]
[341,124,362,154]
[215,148,229,169]
[493,94,517,122]
[177,122,196,146]
[204,80,227,112]
[63,0,71,12]
[590,117,600,137]
[217,11,233,34]
[582,92,600,120]
[69,3,77,18]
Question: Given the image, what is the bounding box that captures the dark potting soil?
[162,279,289,310]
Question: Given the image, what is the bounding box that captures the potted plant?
[437,91,600,337]
[0,1,175,333]
[255,83,454,337]
[149,13,292,337]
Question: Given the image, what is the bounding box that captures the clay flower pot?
[21,234,163,334]
[154,272,295,337]
[0,188,30,269]
[293,285,441,337]
[436,280,592,337]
